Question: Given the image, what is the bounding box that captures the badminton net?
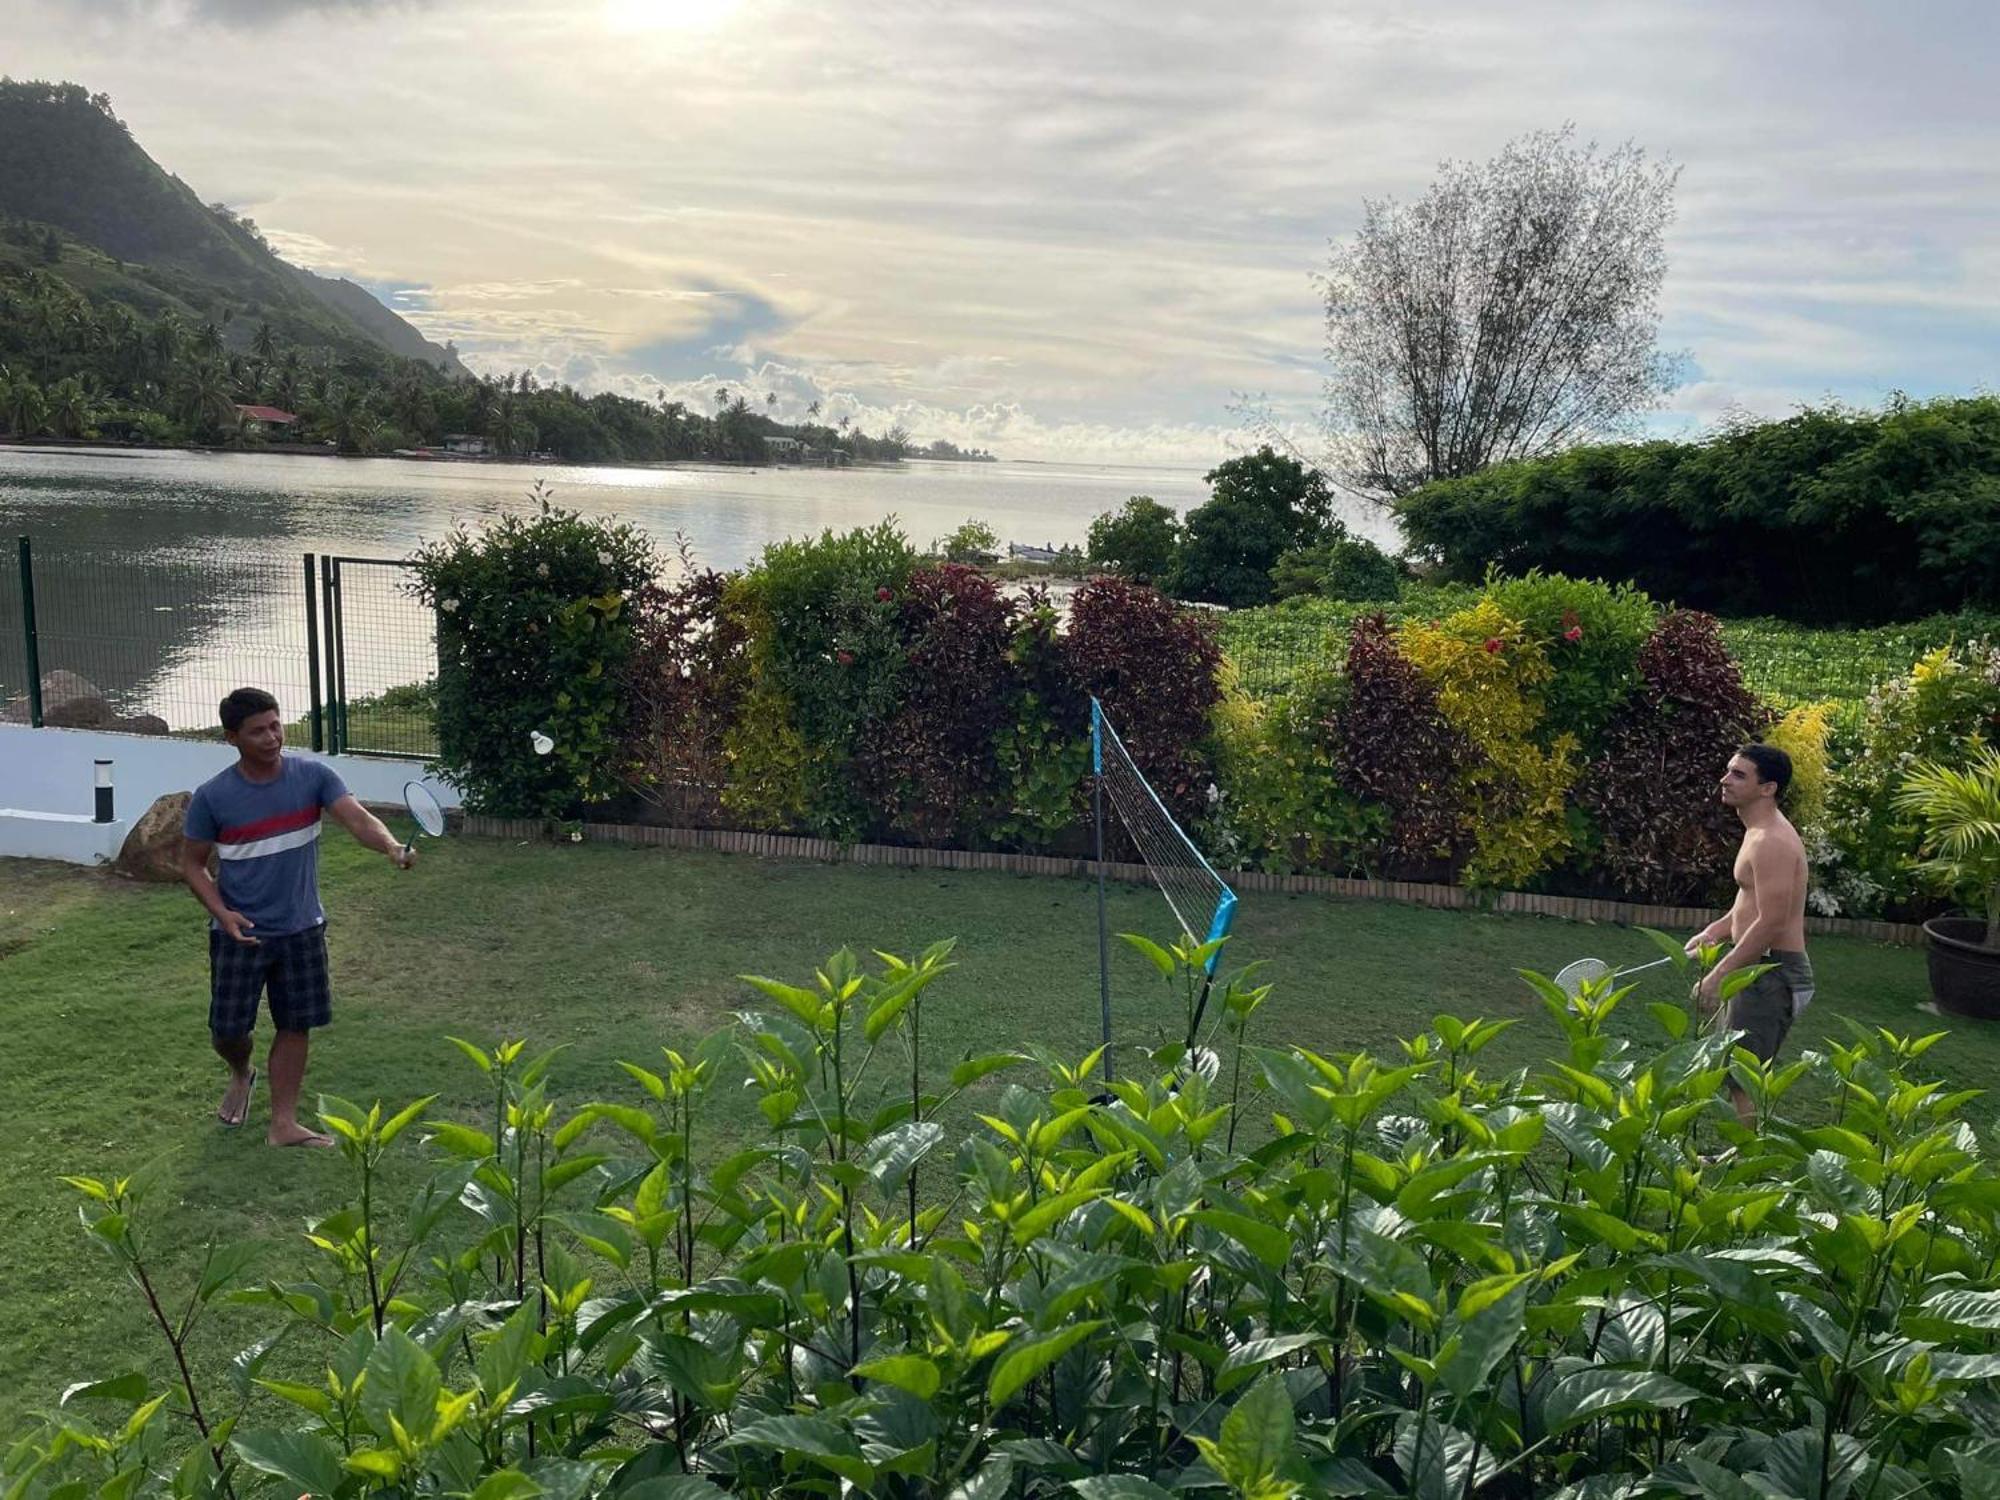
[1093,697,1237,974]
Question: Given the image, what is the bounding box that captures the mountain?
[0,79,465,375]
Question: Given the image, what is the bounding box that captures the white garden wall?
[0,723,458,865]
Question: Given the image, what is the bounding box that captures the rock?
[0,669,116,727]
[111,713,170,737]
[113,791,202,883]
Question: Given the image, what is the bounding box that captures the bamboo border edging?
[460,813,1926,947]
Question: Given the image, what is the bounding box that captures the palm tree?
[147,314,184,381]
[271,352,303,413]
[177,360,236,434]
[4,377,48,438]
[807,399,822,420]
[251,321,276,363]
[390,374,433,441]
[323,385,379,454]
[194,320,225,359]
[45,376,94,438]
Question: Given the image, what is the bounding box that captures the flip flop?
[217,1068,256,1128]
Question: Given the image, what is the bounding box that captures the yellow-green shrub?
[1763,701,1834,833]
[1400,599,1579,887]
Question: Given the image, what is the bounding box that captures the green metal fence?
[5,535,437,759]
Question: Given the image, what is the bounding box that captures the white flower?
[441,598,460,613]
[597,550,613,566]
[536,562,551,578]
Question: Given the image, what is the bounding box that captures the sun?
[603,0,740,32]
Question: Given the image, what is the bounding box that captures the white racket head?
[1555,957,1612,999]
[403,781,447,837]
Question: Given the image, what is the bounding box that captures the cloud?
[11,0,1998,462]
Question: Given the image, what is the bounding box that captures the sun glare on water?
[604,0,740,32]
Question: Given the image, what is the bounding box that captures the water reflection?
[0,447,1375,733]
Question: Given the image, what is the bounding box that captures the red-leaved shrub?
[1336,614,1475,878]
[859,563,1021,844]
[622,551,752,824]
[1579,609,1770,903]
[1065,577,1221,825]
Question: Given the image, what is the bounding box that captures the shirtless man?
[1684,743,1815,1128]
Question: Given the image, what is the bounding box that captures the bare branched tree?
[1321,125,1680,502]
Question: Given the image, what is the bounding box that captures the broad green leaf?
[360,1323,441,1443]
[1197,1373,1294,1494]
[619,1061,668,1100]
[946,1456,1016,1500]
[722,1413,872,1486]
[231,1430,345,1497]
[1922,1288,2000,1330]
[252,1378,333,1417]
[1190,1208,1291,1269]
[1072,1478,1176,1500]
[951,1052,1028,1088]
[863,1121,944,1197]
[853,1353,941,1400]
[1677,1457,1766,1500]
[1436,1275,1529,1401]
[988,1321,1102,1408]
[1118,933,1176,978]
[1218,1333,1326,1394]
[622,1480,732,1500]
[470,1472,543,1500]
[738,975,826,1028]
[1543,1367,1699,1432]
[376,1094,436,1147]
[58,1372,148,1406]
[444,1035,492,1072]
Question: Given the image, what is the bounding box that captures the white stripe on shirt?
[215,823,323,861]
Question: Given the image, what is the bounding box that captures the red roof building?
[233,404,300,425]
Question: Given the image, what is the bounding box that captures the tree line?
[0,261,917,465]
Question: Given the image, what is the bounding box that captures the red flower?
[1483,638,1503,654]
[875,587,893,603]
[836,649,855,666]
[1564,625,1584,643]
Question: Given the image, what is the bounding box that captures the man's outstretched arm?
[329,794,412,867]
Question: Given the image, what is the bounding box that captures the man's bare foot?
[267,1120,335,1148]
[218,1068,256,1128]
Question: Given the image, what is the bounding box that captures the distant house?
[233,403,300,434]
[440,433,492,456]
[764,435,805,459]
[1009,542,1061,564]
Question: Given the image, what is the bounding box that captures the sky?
[11,0,2000,463]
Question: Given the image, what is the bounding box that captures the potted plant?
[1896,745,2000,1018]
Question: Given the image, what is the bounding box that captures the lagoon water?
[0,446,1275,732]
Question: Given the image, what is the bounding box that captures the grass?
[0,834,1955,1423]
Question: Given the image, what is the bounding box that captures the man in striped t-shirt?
[181,687,412,1147]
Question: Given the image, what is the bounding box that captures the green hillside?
[0,78,917,465]
[0,78,460,373]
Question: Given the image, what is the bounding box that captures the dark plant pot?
[1923,916,2000,1020]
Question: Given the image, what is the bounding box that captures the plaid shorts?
[209,923,333,1038]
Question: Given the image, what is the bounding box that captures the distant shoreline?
[0,436,919,472]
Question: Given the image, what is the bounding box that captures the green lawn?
[0,835,1954,1423]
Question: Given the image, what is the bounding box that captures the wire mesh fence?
[325,556,439,759]
[1213,597,2000,733]
[2,537,436,759]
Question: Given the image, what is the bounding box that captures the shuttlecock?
[530,731,555,756]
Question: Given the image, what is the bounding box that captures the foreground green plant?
[14,940,2000,1500]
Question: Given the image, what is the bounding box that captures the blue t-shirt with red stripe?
[184,756,350,936]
